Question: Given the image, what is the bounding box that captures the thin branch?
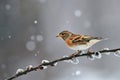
[6,48,120,80]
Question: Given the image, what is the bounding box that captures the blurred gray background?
[0,0,120,80]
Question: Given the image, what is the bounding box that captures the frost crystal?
[71,58,79,64]
[94,52,102,59]
[74,10,82,17]
[16,69,24,74]
[36,35,43,42]
[26,65,33,70]
[103,48,111,55]
[87,54,95,61]
[26,41,36,51]
[114,50,120,57]
[42,60,50,64]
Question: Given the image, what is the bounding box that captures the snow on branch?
[6,48,120,80]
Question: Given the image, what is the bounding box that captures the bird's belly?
[69,45,91,50]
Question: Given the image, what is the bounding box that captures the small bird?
[56,30,105,53]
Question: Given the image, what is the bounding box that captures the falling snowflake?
[8,35,12,39]
[26,41,36,51]
[34,20,38,24]
[30,35,35,40]
[36,35,43,42]
[84,21,91,28]
[72,70,81,76]
[74,10,82,17]
[5,4,11,10]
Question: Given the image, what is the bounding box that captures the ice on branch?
[114,50,120,57]
[36,35,43,42]
[41,60,50,69]
[63,55,72,63]
[16,69,24,74]
[71,58,79,64]
[87,54,95,61]
[26,65,33,70]
[42,60,50,63]
[51,62,58,66]
[94,52,102,59]
[103,48,111,55]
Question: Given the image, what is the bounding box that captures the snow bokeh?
[36,35,43,42]
[26,41,36,51]
[74,10,82,17]
[5,4,11,10]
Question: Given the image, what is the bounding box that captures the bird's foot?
[70,50,81,59]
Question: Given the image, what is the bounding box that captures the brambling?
[56,30,104,55]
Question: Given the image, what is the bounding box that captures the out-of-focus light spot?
[84,21,91,28]
[72,70,81,76]
[5,4,11,10]
[26,41,36,51]
[34,53,37,56]
[74,10,82,17]
[75,70,81,76]
[34,20,38,24]
[36,35,43,42]
[30,35,35,40]
[8,35,12,39]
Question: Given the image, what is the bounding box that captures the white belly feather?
[69,39,101,50]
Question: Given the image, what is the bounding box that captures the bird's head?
[56,30,73,40]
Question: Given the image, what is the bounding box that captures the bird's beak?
[56,35,59,37]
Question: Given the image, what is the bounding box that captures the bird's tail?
[94,37,109,41]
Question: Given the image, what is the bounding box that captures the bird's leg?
[87,48,93,57]
[87,48,91,54]
[70,50,81,58]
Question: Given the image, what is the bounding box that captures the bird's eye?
[61,33,64,35]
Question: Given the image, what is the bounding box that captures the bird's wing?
[71,35,102,44]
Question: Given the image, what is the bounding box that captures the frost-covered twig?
[6,48,120,80]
